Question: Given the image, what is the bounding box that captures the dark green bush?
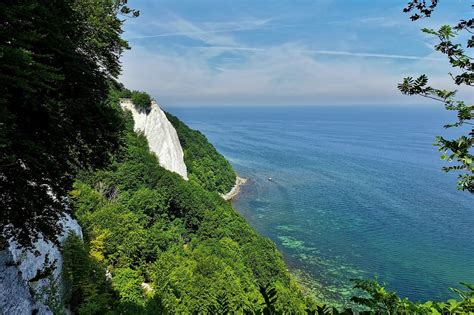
[131,91,152,112]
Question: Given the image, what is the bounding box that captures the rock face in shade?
[120,99,188,180]
[0,249,40,315]
[1,214,83,315]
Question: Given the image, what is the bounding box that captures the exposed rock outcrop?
[1,214,82,315]
[0,249,44,315]
[221,176,247,201]
[120,99,188,180]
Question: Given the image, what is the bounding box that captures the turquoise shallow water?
[168,106,474,305]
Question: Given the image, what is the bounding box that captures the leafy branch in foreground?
[350,279,474,314]
[403,0,438,21]
[398,2,473,193]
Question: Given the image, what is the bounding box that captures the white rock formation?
[120,99,188,180]
[221,176,247,201]
[1,214,82,315]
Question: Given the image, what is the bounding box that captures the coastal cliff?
[120,99,188,180]
[0,86,308,313]
[0,100,190,314]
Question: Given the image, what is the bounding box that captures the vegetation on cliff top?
[130,91,152,112]
[110,85,152,112]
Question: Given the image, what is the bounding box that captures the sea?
[168,106,474,306]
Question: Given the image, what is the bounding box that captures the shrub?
[131,91,152,112]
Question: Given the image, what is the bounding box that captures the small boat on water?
[268,177,272,181]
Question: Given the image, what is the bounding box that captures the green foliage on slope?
[166,112,237,194]
[66,111,310,313]
[350,279,474,314]
[131,91,152,112]
[62,234,115,315]
[0,0,133,246]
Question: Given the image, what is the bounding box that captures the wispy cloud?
[197,46,443,61]
[126,26,269,40]
[132,15,239,46]
[326,16,402,27]
[303,50,443,61]
[126,15,297,42]
[197,46,265,52]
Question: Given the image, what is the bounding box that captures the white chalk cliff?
[1,214,82,315]
[120,99,188,180]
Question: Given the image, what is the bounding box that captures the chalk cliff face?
[1,214,82,315]
[120,99,188,180]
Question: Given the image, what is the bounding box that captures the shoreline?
[224,176,328,306]
[221,176,247,201]
[223,175,332,306]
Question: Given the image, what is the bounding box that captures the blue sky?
[119,0,471,106]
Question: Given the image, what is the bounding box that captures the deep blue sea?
[168,106,474,305]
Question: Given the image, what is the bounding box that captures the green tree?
[112,267,145,306]
[0,0,137,246]
[398,1,473,193]
[125,187,170,225]
[62,233,114,314]
[131,91,152,112]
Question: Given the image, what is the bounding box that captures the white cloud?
[120,43,468,107]
[141,15,239,46]
[325,15,406,28]
[125,15,294,44]
[197,46,443,61]
[303,49,443,61]
[120,15,472,107]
